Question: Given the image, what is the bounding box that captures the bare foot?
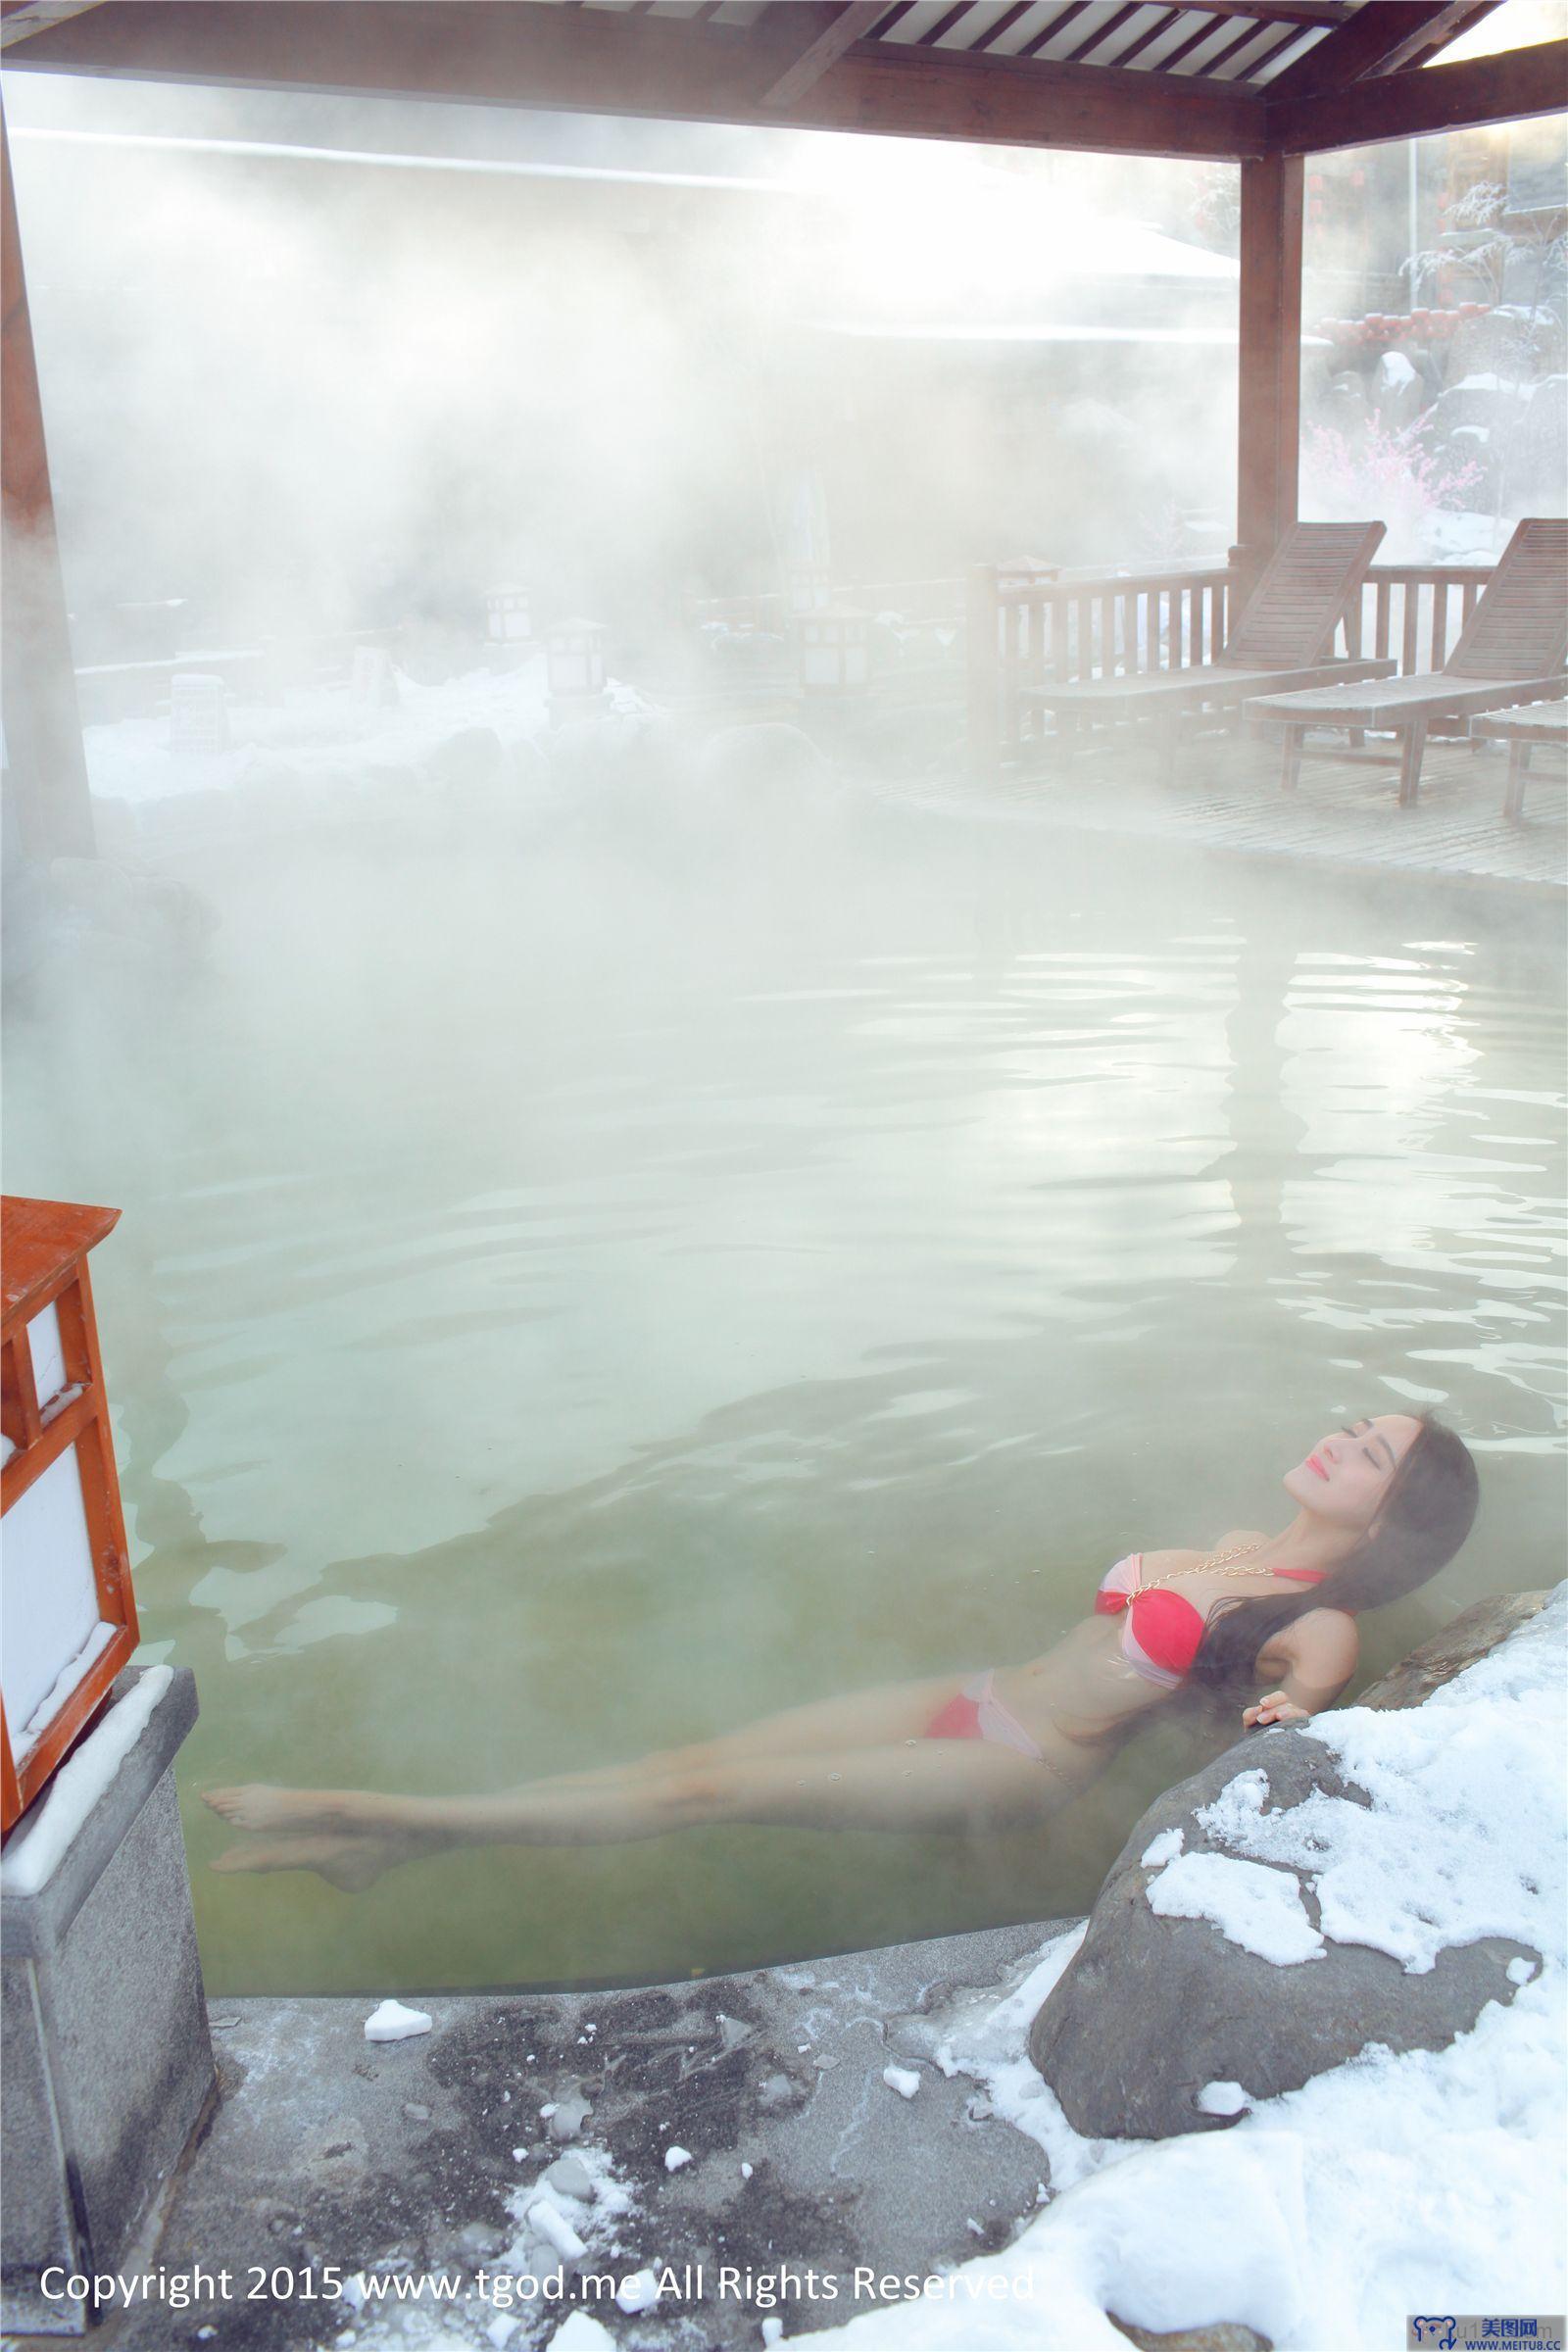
[202,1784,372,1835]
[209,1832,416,1891]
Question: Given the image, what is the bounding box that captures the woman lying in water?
[203,1411,1478,1889]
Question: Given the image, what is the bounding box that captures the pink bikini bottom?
[923,1671,1047,1763]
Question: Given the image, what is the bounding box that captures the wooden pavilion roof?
[1,1,1563,160]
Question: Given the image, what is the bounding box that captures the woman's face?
[1283,1414,1424,1529]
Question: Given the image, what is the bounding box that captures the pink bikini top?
[1095,1552,1328,1690]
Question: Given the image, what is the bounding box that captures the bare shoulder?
[1263,1606,1360,1665]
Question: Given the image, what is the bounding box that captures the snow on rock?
[663,2143,694,2172]
[1194,2081,1252,2119]
[551,2315,616,2351]
[547,2094,592,2141]
[364,2000,433,2043]
[614,2269,661,2313]
[2,1667,172,1895]
[1144,1843,1326,1965]
[856,1589,1567,2350]
[1139,1825,1183,1868]
[526,2196,586,2262]
[1187,1605,1564,1977]
[542,2154,595,2200]
[882,2065,922,2099]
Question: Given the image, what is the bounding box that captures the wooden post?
[1,102,95,860]
[1234,153,1303,612]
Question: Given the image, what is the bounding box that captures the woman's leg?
[209,1738,1089,1887]
[203,1669,973,1836]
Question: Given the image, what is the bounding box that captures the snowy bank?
[840,1583,1567,2352]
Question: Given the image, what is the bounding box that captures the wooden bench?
[1019,521,1392,784]
[1247,518,1568,806]
[1468,699,1568,822]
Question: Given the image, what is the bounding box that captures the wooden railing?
[969,559,1235,766]
[969,554,1501,770]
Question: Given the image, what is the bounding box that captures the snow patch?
[1144,1848,1326,1965]
[2,1667,172,1894]
[364,2000,432,2043]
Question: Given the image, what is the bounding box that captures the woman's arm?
[1243,1607,1359,1730]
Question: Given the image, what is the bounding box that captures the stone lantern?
[168,671,228,755]
[1,1197,138,1833]
[2,1196,214,2340]
[486,585,532,645]
[546,619,608,725]
[787,563,832,616]
[796,610,871,696]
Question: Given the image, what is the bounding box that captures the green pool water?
[5,793,1563,1993]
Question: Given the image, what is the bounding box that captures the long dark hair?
[1186,1415,1480,1694]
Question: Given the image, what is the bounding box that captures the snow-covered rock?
[614,2268,660,2313]
[1027,1585,1562,2139]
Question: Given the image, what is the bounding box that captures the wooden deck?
[887,726,1567,896]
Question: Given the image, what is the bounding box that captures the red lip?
[1306,1454,1329,1479]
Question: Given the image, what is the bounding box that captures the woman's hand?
[1243,1690,1310,1730]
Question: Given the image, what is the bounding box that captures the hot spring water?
[4,800,1562,1992]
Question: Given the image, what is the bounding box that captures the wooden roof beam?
[0,0,1268,158]
[1265,0,1499,100]
[1268,34,1568,150]
[760,1,888,107]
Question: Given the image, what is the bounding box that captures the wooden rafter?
[1265,0,1497,99]
[1162,2,1349,19]
[1072,4,1152,68]
[1111,8,1183,70]
[916,1,973,46]
[1192,17,1294,78]
[0,1,1266,158]
[0,0,107,47]
[760,1,887,106]
[973,1,1041,52]
[0,0,1552,158]
[1019,2,1100,64]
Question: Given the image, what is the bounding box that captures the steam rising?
[1,70,1562,1993]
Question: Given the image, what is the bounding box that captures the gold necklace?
[1136,1536,1271,1595]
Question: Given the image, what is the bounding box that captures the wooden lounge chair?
[1020,521,1393,782]
[1467,698,1568,822]
[1246,517,1568,806]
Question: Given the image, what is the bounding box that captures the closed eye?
[1346,1419,1395,1470]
